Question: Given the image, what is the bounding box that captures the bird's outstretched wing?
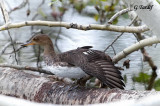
[81,60,125,89]
[59,46,125,89]
[78,49,125,89]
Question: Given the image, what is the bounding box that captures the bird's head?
[22,34,52,47]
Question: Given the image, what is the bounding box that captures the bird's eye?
[33,38,39,41]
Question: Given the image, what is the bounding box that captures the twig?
[0,0,9,23]
[0,41,24,56]
[104,15,138,52]
[8,0,29,14]
[54,11,65,52]
[31,29,43,68]
[108,8,131,24]
[0,64,54,75]
[54,23,62,52]
[3,0,11,10]
[147,70,157,90]
[111,45,116,55]
[26,0,30,16]
[104,0,114,23]
[104,32,124,52]
[0,21,149,33]
[0,0,18,64]
[112,37,160,63]
[0,42,11,56]
[31,0,45,30]
[7,31,19,64]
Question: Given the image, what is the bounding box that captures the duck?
[22,34,125,89]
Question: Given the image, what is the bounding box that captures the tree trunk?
[0,68,159,105]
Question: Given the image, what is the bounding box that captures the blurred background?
[0,0,160,90]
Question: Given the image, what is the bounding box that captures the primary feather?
[57,46,125,89]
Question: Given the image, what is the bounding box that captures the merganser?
[22,34,125,89]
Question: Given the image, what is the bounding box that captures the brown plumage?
[22,34,125,89]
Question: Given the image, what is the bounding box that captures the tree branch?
[0,64,53,75]
[0,68,159,105]
[112,37,160,63]
[0,0,9,23]
[0,21,149,33]
[108,8,131,24]
[104,15,138,52]
[8,0,29,14]
[0,0,18,64]
[0,41,23,56]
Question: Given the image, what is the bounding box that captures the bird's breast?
[43,65,87,79]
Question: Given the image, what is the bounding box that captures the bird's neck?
[43,43,57,65]
[44,43,55,56]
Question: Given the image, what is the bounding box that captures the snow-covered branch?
[0,21,149,33]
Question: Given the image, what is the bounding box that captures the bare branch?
[8,0,29,14]
[4,46,23,55]
[0,42,11,56]
[6,31,19,64]
[0,64,54,75]
[0,0,9,23]
[54,24,62,52]
[0,0,18,64]
[0,41,24,56]
[0,21,149,33]
[54,11,65,53]
[113,37,160,63]
[108,8,131,24]
[104,32,124,52]
[31,0,45,20]
[31,0,45,31]
[111,45,116,55]
[104,15,138,52]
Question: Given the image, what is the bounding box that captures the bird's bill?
[21,42,36,47]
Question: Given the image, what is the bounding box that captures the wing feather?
[58,47,125,89]
[81,60,125,89]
